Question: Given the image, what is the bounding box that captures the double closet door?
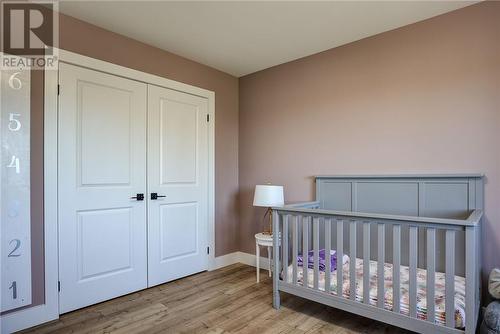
[58,63,209,313]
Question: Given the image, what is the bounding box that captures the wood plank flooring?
[22,264,413,334]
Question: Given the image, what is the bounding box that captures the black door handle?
[131,193,144,201]
[151,193,166,200]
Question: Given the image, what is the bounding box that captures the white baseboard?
[237,251,270,270]
[210,251,241,270]
[211,251,270,271]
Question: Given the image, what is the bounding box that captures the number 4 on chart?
[7,156,20,174]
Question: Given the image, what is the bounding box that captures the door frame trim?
[2,48,216,332]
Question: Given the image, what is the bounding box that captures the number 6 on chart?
[8,72,22,90]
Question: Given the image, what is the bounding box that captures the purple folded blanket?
[298,249,337,272]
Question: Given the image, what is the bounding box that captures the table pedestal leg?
[256,243,260,283]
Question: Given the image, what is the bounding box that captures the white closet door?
[58,63,147,313]
[147,85,209,287]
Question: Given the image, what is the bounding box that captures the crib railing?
[272,205,482,334]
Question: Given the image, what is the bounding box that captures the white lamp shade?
[253,185,284,207]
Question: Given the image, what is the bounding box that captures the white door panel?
[79,81,132,186]
[58,63,147,313]
[160,202,198,261]
[78,208,133,280]
[148,85,208,286]
[160,99,198,184]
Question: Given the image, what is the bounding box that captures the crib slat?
[363,222,370,304]
[465,226,477,334]
[283,215,289,284]
[325,219,332,294]
[292,215,299,285]
[377,223,385,309]
[349,221,357,301]
[445,230,455,328]
[313,217,320,290]
[337,220,344,297]
[426,228,436,323]
[393,224,401,313]
[303,216,309,289]
[409,225,418,318]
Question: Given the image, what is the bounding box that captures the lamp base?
[267,207,273,235]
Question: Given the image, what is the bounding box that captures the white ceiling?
[58,1,476,77]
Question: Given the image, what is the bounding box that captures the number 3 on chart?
[7,156,20,174]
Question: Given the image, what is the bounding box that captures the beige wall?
[59,14,240,256]
[239,0,500,285]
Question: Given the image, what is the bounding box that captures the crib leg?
[272,209,280,310]
[273,289,280,310]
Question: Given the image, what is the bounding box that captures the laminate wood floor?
[22,264,413,334]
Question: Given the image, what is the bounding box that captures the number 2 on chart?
[8,239,21,257]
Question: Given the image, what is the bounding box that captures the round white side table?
[255,232,280,283]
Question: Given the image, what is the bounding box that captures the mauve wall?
[59,14,240,256]
[239,0,500,285]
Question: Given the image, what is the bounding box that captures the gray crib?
[271,175,483,334]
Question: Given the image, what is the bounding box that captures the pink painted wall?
[239,0,500,286]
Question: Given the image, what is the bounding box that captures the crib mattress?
[285,257,466,329]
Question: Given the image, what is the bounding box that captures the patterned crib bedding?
[285,257,466,329]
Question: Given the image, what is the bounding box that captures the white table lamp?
[253,184,284,235]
